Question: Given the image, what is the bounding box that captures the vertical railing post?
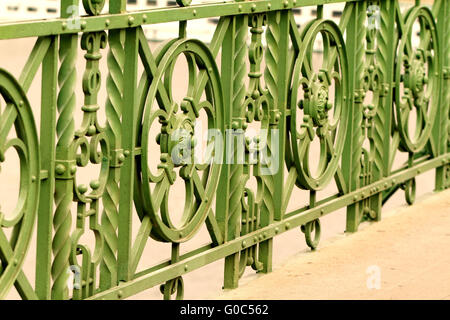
[271,10,290,223]
[35,36,58,300]
[434,0,450,191]
[100,0,127,292]
[218,12,248,289]
[48,0,79,300]
[372,0,396,216]
[343,1,365,232]
[117,26,139,283]
[260,9,290,273]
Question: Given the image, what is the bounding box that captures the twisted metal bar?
[100,29,125,290]
[51,33,77,300]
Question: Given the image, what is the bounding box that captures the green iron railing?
[0,0,448,300]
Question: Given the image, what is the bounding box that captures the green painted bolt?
[90,180,100,190]
[78,184,88,194]
[242,241,247,248]
[87,125,96,136]
[128,16,135,26]
[55,164,66,175]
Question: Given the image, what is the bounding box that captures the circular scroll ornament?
[289,20,349,190]
[0,69,39,298]
[136,39,223,243]
[395,6,439,153]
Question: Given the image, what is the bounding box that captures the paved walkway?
[217,189,450,300]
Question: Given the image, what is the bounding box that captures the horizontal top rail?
[0,0,360,40]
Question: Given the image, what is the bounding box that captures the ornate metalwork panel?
[0,0,448,300]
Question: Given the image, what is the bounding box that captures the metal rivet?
[62,22,67,30]
[81,21,86,30]
[184,265,188,271]
[105,19,110,27]
[90,180,100,190]
[55,164,66,175]
[78,184,88,194]
[118,290,123,299]
[128,16,135,26]
[242,241,247,248]
[251,4,256,11]
[275,227,279,234]
[31,176,36,183]
[193,10,197,16]
[143,14,147,23]
[124,150,130,157]
[285,223,290,230]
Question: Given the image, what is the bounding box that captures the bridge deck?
[217,189,450,300]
